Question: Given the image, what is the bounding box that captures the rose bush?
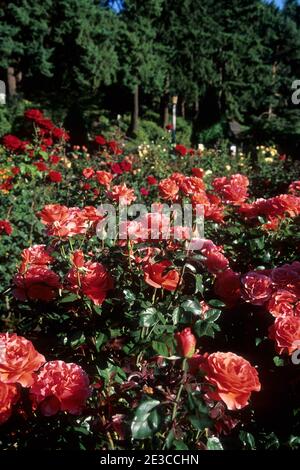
[0,110,299,450]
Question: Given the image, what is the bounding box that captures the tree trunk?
[130,84,139,135]
[7,67,17,97]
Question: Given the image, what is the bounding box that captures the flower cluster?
[0,333,90,423]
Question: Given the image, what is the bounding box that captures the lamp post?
[172,95,178,144]
[0,81,6,105]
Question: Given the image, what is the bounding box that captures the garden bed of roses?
[0,109,300,450]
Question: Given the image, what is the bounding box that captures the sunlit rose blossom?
[108,183,136,205]
[0,381,19,424]
[30,360,91,416]
[143,260,180,291]
[95,170,113,187]
[19,244,53,273]
[38,204,88,237]
[212,174,249,205]
[269,316,300,355]
[13,266,61,302]
[159,178,180,201]
[170,172,186,185]
[180,176,205,195]
[66,259,113,305]
[267,290,300,317]
[202,352,261,410]
[0,333,45,387]
[82,168,95,179]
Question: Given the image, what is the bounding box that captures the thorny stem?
[171,358,187,422]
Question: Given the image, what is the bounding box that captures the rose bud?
[175,328,197,358]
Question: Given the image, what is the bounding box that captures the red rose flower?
[30,360,91,416]
[24,108,44,122]
[2,135,27,152]
[192,168,205,178]
[66,259,113,305]
[202,352,261,410]
[147,175,157,185]
[13,265,61,302]
[34,161,48,172]
[175,328,197,358]
[180,176,205,196]
[159,178,180,201]
[82,168,95,179]
[267,290,299,317]
[108,184,136,205]
[48,170,62,183]
[95,170,113,188]
[19,244,53,273]
[143,260,180,291]
[107,140,122,155]
[203,248,229,274]
[38,204,88,237]
[140,187,149,196]
[120,160,132,172]
[52,127,69,141]
[212,174,249,205]
[241,271,273,305]
[49,155,60,165]
[94,135,106,146]
[0,333,45,387]
[175,144,188,156]
[111,163,123,175]
[269,316,300,355]
[0,220,13,236]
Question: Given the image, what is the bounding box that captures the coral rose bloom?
[202,352,261,410]
[241,271,273,305]
[66,261,113,305]
[0,333,45,387]
[13,265,61,302]
[269,316,300,355]
[0,381,19,424]
[158,178,180,201]
[30,360,91,416]
[108,183,136,205]
[267,290,299,317]
[96,170,113,187]
[19,244,53,273]
[38,204,88,237]
[143,260,180,291]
